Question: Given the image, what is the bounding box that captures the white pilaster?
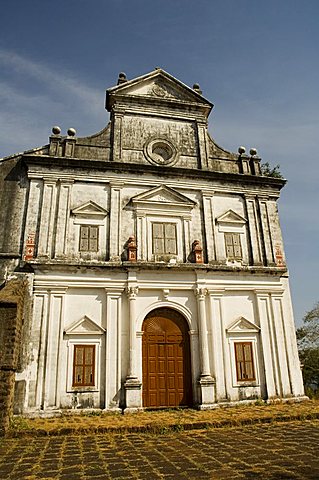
[208,291,226,400]
[54,180,73,258]
[244,195,263,265]
[256,292,278,398]
[270,293,292,396]
[196,120,209,169]
[33,291,49,409]
[267,197,286,267]
[38,179,58,258]
[105,289,123,410]
[43,288,67,409]
[136,214,146,261]
[111,109,124,162]
[182,216,191,262]
[23,178,42,256]
[258,197,275,266]
[202,193,216,263]
[280,281,305,396]
[109,182,123,261]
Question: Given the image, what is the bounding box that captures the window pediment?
[226,316,260,334]
[216,210,247,225]
[131,185,196,216]
[71,201,108,220]
[216,209,247,233]
[64,316,105,335]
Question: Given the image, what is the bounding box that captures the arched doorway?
[142,308,192,408]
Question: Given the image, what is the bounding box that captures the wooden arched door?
[142,308,192,408]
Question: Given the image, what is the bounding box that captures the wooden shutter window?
[164,223,177,254]
[89,226,98,251]
[225,233,242,260]
[152,223,165,254]
[80,226,89,251]
[73,345,95,387]
[79,225,99,252]
[152,222,177,255]
[234,342,255,382]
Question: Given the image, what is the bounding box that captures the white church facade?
[0,69,305,413]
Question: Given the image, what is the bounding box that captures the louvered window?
[72,345,95,387]
[234,342,255,381]
[225,233,242,260]
[79,225,99,252]
[152,222,177,255]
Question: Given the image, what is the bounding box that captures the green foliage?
[299,348,319,389]
[297,302,319,392]
[172,423,184,433]
[304,386,319,400]
[9,415,31,432]
[260,162,284,178]
[297,302,319,350]
[254,399,266,406]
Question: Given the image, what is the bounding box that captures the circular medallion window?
[144,138,178,166]
[152,84,167,97]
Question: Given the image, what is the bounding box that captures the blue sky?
[1,0,318,325]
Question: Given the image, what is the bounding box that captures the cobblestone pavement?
[1,420,319,479]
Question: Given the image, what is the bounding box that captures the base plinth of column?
[110,256,121,262]
[124,377,142,409]
[198,375,216,406]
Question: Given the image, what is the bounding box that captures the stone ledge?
[6,397,315,438]
[23,260,288,276]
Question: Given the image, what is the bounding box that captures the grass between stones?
[8,399,319,437]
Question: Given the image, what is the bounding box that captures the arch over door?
[142,308,192,408]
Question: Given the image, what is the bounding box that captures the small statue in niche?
[192,240,203,264]
[127,236,137,262]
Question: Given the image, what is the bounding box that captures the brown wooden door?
[142,308,192,408]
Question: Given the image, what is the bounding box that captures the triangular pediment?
[226,316,260,334]
[107,69,213,107]
[130,185,196,216]
[64,316,105,335]
[216,210,247,225]
[71,201,108,218]
[132,185,196,207]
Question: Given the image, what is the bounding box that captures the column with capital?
[195,287,216,408]
[124,286,142,410]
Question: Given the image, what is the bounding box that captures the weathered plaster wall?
[0,158,28,257]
